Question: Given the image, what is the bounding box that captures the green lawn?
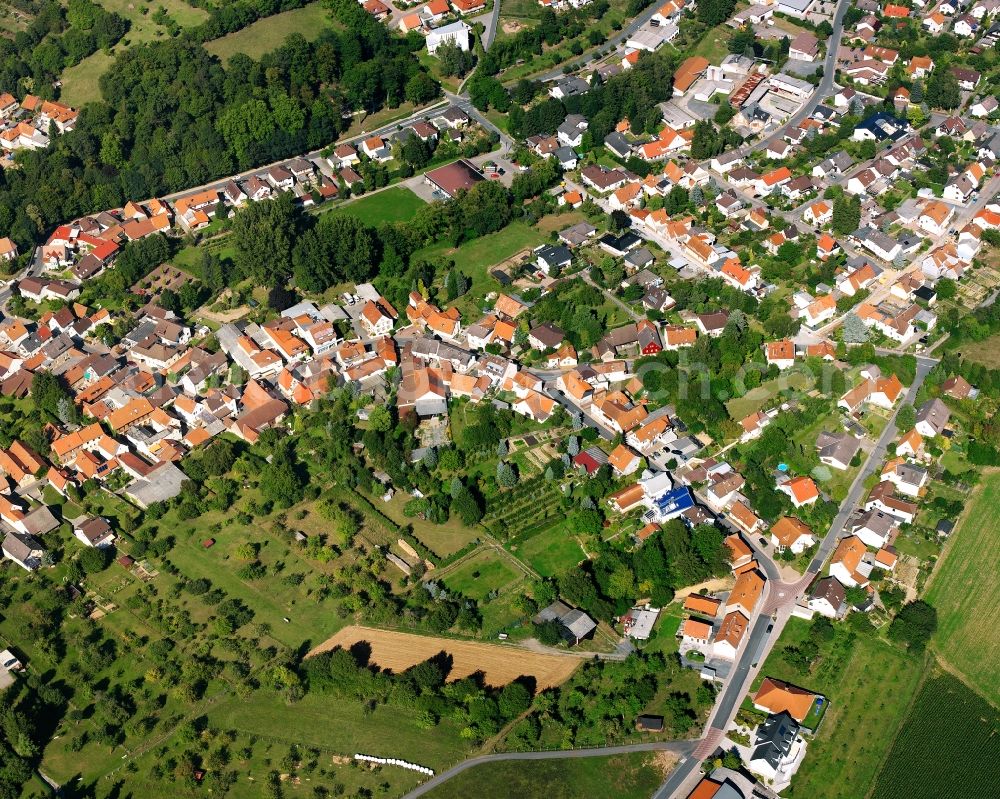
[411,221,546,319]
[689,23,733,64]
[955,331,1000,369]
[423,753,668,799]
[377,491,481,557]
[925,470,1000,707]
[60,51,115,107]
[332,186,428,226]
[868,672,1000,799]
[500,0,544,19]
[204,1,335,62]
[512,521,585,578]
[146,501,351,649]
[443,549,524,600]
[725,371,816,421]
[95,726,424,799]
[208,690,469,770]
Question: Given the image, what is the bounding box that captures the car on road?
[758,537,768,548]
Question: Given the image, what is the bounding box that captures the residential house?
[771,517,816,554]
[2,532,44,571]
[851,508,897,549]
[829,535,870,587]
[807,577,846,619]
[816,432,861,470]
[765,340,796,370]
[73,517,115,549]
[778,476,819,508]
[753,678,821,724]
[915,397,950,437]
[749,712,802,782]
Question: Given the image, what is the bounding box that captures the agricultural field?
[778,630,924,799]
[484,474,566,543]
[925,470,1000,707]
[330,185,428,226]
[423,752,675,799]
[308,626,580,689]
[442,548,527,600]
[869,673,1000,799]
[204,1,334,61]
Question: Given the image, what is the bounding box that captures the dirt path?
[672,577,734,603]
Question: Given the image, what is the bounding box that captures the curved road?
[401,740,697,798]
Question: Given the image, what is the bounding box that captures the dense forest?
[0,0,438,250]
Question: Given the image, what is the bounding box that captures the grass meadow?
[757,619,925,799]
[204,2,336,62]
[332,186,428,226]
[925,470,1000,707]
[423,752,670,799]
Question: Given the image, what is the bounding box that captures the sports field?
[308,626,579,688]
[925,470,1000,706]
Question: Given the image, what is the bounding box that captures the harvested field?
[308,625,579,689]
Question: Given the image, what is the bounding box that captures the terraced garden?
[483,475,566,543]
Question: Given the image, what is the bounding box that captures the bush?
[79,546,113,574]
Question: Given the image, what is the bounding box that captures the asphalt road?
[533,3,666,83]
[400,740,697,799]
[159,99,459,205]
[807,355,938,573]
[651,613,773,799]
[740,0,852,158]
[481,0,501,51]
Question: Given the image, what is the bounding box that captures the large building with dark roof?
[424,159,485,198]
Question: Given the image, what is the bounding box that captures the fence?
[355,754,434,775]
